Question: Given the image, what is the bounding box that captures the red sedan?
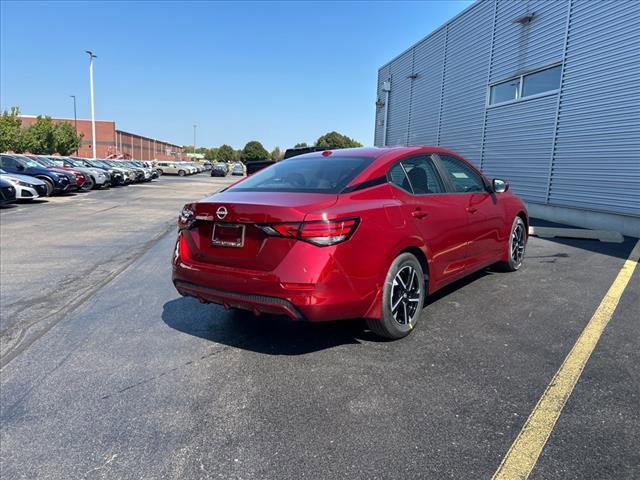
[173,146,528,339]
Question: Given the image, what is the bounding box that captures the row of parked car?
[156,161,210,176]
[210,162,245,177]
[0,154,204,206]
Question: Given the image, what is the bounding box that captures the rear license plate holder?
[212,223,245,248]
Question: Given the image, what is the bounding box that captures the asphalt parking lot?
[1,178,638,480]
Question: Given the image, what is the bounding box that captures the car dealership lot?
[0,181,638,479]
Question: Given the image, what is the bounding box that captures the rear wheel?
[366,252,425,340]
[499,216,527,271]
[35,176,54,196]
[178,170,186,176]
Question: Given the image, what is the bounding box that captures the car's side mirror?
[16,164,25,171]
[492,178,509,193]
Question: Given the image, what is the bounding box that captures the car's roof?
[294,145,459,159]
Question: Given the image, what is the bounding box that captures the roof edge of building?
[378,0,482,72]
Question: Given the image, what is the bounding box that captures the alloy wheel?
[390,265,421,326]
[511,222,525,265]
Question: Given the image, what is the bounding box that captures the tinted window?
[388,163,410,191]
[438,155,485,193]
[401,156,444,194]
[1,155,17,168]
[229,156,370,193]
[489,78,520,104]
[522,65,561,97]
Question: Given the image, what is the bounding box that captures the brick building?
[18,115,183,161]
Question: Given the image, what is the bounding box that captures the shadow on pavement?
[162,296,382,355]
[163,265,501,354]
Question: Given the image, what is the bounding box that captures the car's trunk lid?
[187,191,338,270]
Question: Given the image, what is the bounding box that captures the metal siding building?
[374,0,640,236]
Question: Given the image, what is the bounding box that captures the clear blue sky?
[1,0,472,151]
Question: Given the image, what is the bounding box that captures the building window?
[522,65,562,97]
[488,64,562,106]
[490,78,520,104]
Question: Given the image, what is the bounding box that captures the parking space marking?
[493,239,640,480]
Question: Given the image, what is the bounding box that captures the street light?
[85,50,97,159]
[69,95,78,154]
[193,124,197,157]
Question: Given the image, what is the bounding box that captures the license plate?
[212,223,245,248]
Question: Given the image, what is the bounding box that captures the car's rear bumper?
[171,233,378,322]
[174,280,306,320]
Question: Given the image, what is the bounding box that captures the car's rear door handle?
[466,207,478,214]
[411,209,428,219]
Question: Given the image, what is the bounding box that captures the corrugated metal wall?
[438,0,493,166]
[482,96,557,203]
[407,29,447,146]
[481,0,568,203]
[374,0,640,218]
[490,0,567,82]
[548,0,640,216]
[373,64,390,147]
[385,49,414,146]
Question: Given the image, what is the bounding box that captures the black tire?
[83,176,95,191]
[35,176,54,196]
[178,170,186,177]
[366,252,426,340]
[499,216,527,272]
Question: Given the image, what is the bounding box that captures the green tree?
[204,147,218,161]
[241,140,269,163]
[270,146,283,161]
[0,107,23,153]
[293,142,308,148]
[217,144,236,163]
[315,131,362,150]
[53,122,83,155]
[21,115,56,154]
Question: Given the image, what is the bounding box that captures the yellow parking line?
[493,239,640,480]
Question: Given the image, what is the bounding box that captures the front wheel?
[178,170,186,177]
[366,252,426,340]
[499,216,527,271]
[81,177,94,191]
[35,176,54,196]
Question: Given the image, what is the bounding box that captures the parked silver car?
[50,157,110,189]
[0,169,49,200]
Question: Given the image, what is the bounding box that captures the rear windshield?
[228,156,370,193]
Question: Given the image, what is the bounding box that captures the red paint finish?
[172,146,527,322]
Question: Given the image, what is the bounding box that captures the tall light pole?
[69,95,78,154]
[193,124,197,158]
[85,50,97,158]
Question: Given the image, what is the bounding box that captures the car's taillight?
[178,204,196,229]
[257,218,359,246]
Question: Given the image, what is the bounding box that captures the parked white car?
[0,169,49,200]
[157,162,192,176]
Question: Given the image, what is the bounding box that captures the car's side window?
[437,154,485,193]
[400,156,445,194]
[1,156,16,168]
[388,162,412,193]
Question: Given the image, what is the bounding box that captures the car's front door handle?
[467,207,478,214]
[412,209,428,219]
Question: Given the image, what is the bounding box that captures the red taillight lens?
[273,223,301,237]
[258,218,359,246]
[178,204,195,229]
